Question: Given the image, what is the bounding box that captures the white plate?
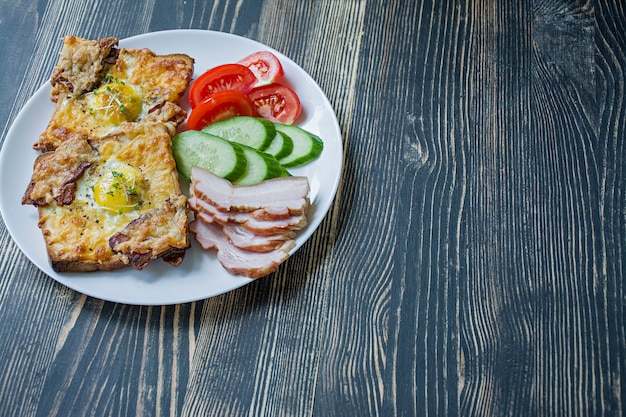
[0,30,342,305]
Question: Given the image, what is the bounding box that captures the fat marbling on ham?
[189,167,310,278]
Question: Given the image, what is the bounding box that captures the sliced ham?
[249,205,297,221]
[233,215,306,236]
[191,166,310,213]
[190,219,295,278]
[188,195,249,223]
[221,223,294,252]
[188,166,310,278]
[190,193,308,224]
[195,208,300,239]
[190,197,308,235]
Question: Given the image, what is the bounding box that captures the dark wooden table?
[0,1,624,416]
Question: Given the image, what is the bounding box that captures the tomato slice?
[247,83,302,124]
[189,63,257,109]
[238,51,285,87]
[187,90,256,130]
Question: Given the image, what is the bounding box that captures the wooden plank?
[461,0,625,416]
[460,0,536,415]
[309,0,470,414]
[33,301,197,417]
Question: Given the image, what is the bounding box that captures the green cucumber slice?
[202,116,276,151]
[264,131,294,160]
[275,123,324,168]
[234,144,286,186]
[172,130,247,181]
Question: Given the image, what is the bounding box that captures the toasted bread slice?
[23,122,190,272]
[34,36,194,152]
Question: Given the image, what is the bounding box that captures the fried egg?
[43,81,151,147]
[75,158,146,215]
[87,81,144,126]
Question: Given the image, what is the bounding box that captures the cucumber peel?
[264,130,294,160]
[174,117,324,185]
[171,130,247,181]
[202,116,275,151]
[274,123,324,168]
[234,145,286,186]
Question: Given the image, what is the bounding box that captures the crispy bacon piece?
[108,196,190,270]
[22,138,98,207]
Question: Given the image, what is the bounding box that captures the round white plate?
[0,30,342,305]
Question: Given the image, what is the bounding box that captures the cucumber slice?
[172,130,247,181]
[275,123,324,168]
[202,116,276,151]
[264,131,294,160]
[234,144,286,186]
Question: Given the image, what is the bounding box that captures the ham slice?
[222,223,294,252]
[189,195,247,222]
[190,192,303,221]
[190,219,295,278]
[195,211,295,252]
[189,196,308,235]
[188,166,311,278]
[191,166,310,213]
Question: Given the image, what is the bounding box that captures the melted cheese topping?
[109,48,195,103]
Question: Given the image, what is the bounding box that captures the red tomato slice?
[247,83,302,124]
[238,51,285,87]
[189,63,257,109]
[187,90,256,130]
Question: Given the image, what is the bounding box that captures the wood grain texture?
[462,0,625,416]
[0,0,624,416]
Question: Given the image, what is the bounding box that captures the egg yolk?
[93,166,145,214]
[92,82,142,125]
